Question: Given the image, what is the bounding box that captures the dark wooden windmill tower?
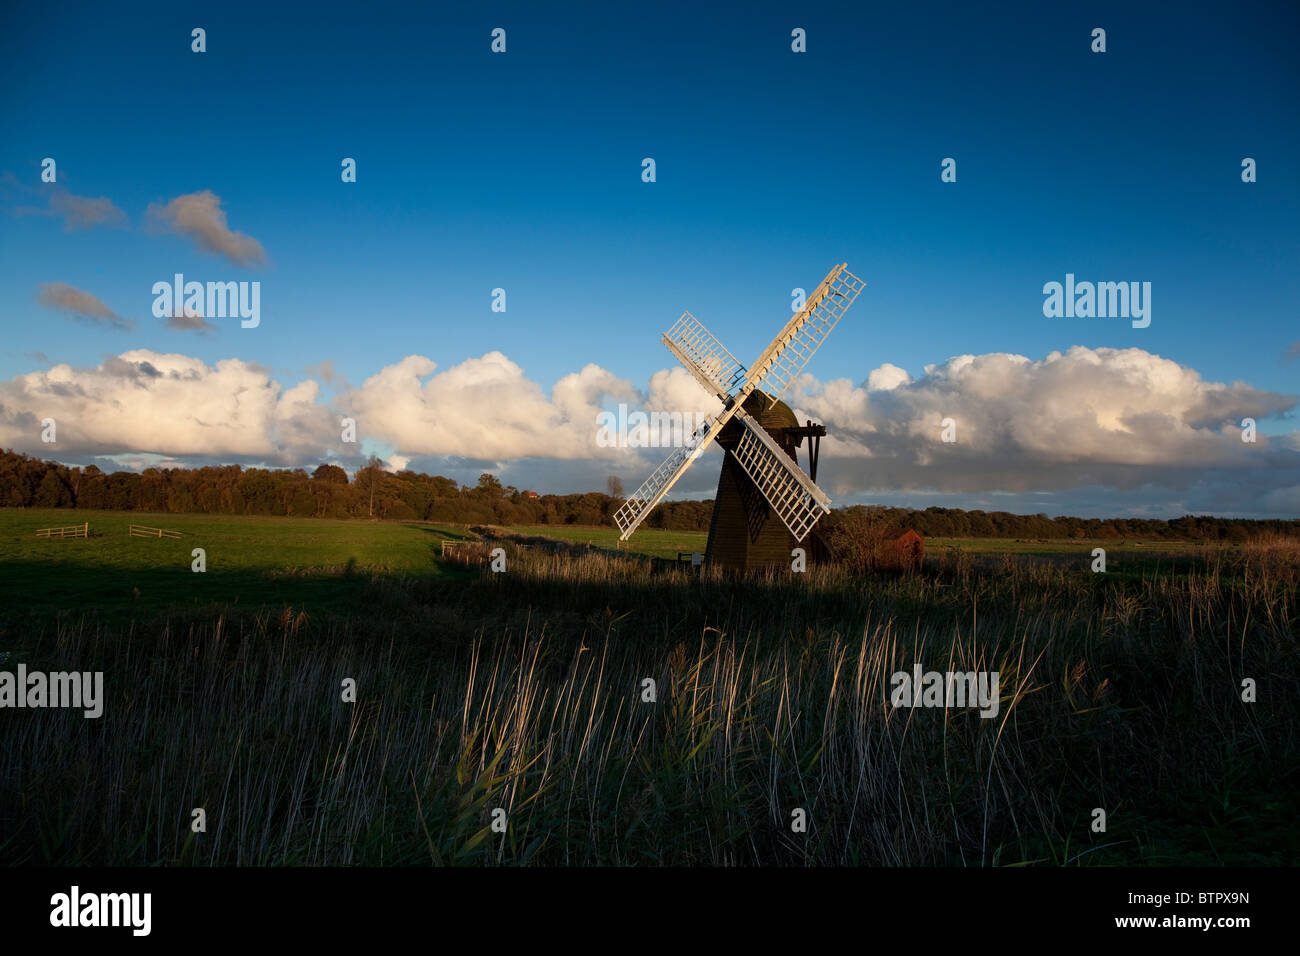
[615,263,864,570]
[706,390,829,569]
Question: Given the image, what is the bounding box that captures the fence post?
[83,521,88,537]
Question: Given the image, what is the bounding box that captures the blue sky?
[0,1,1297,516]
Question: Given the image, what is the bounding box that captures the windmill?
[615,263,865,570]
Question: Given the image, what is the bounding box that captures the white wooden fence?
[129,524,183,539]
[35,522,88,538]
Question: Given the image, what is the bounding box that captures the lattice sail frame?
[612,413,727,536]
[743,263,866,408]
[729,407,831,541]
[662,312,747,400]
[615,263,863,542]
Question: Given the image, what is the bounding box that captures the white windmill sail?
[744,263,865,408]
[661,312,747,401]
[728,407,831,541]
[616,314,747,539]
[614,411,734,539]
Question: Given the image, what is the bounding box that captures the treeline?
[1,449,1296,540]
[837,505,1300,543]
[0,449,710,529]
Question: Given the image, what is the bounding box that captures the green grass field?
[0,509,478,622]
[0,510,714,625]
[509,524,1211,559]
[506,523,707,558]
[0,509,1239,627]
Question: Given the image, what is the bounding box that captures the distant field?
[924,536,1211,554]
[0,508,475,622]
[0,511,707,624]
[506,523,707,558]
[507,524,1214,561]
[0,509,1228,625]
[0,509,1260,629]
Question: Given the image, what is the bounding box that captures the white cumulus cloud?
[0,345,1295,515]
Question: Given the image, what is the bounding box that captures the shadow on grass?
[0,555,475,639]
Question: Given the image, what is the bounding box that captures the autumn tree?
[33,470,73,508]
[312,463,348,484]
[355,456,386,518]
